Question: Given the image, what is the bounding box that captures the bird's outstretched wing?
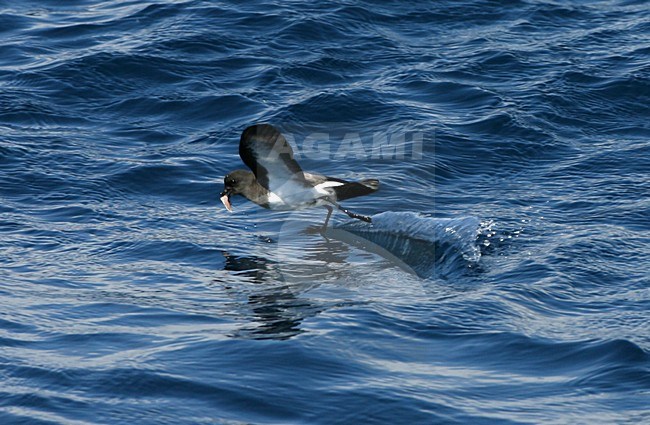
[239,124,306,192]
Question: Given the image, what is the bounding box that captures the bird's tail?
[333,179,380,201]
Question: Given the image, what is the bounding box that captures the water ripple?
[1,0,649,423]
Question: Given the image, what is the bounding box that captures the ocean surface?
[1,0,649,423]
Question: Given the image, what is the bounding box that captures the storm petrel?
[220,124,379,229]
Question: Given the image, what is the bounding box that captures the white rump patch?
[267,191,285,207]
[315,180,344,195]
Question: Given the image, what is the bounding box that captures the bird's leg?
[322,205,334,231]
[327,199,372,224]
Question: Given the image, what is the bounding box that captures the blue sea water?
[1,0,649,423]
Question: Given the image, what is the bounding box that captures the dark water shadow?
[220,252,325,340]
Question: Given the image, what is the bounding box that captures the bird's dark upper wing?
[239,124,305,192]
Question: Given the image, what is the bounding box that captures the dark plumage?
[220,124,379,229]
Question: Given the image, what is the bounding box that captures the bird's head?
[220,169,255,212]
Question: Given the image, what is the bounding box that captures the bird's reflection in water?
[221,250,330,340]
[222,251,272,284]
[240,286,318,340]
[220,224,386,340]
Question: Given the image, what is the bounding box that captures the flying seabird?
[220,124,379,230]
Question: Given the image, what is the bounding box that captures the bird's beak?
[220,189,233,212]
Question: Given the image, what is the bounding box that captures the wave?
[331,212,481,278]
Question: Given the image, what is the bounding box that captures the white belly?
[266,178,343,210]
[266,186,331,210]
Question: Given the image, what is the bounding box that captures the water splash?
[331,211,481,278]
